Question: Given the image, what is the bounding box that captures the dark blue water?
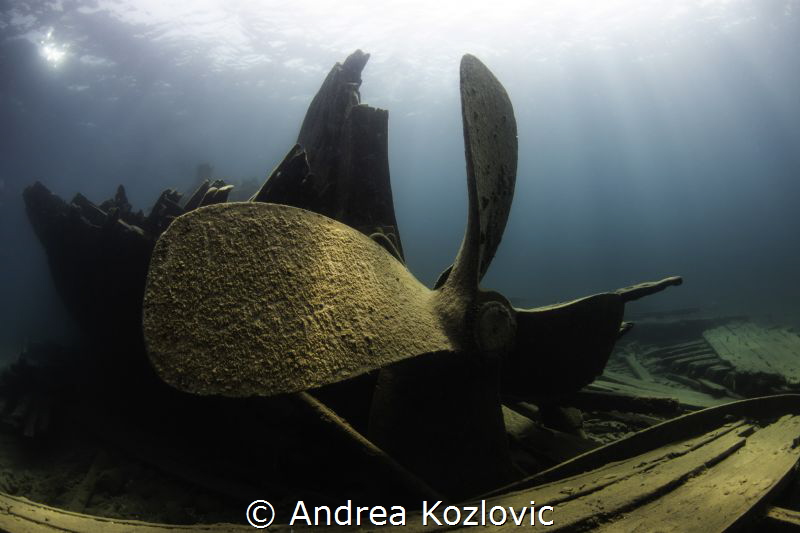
[1,1,799,361]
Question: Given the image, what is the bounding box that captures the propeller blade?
[143,202,453,397]
[502,294,624,400]
[615,276,683,302]
[501,276,683,400]
[447,54,518,293]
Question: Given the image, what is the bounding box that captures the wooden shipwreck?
[3,50,800,532]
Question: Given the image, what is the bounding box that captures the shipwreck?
[2,50,800,532]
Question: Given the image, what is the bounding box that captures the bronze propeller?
[143,54,681,499]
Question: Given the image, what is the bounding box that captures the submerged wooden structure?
[704,321,800,385]
[3,395,800,531]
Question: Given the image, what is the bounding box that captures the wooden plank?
[408,421,753,532]
[602,410,663,428]
[67,450,108,512]
[649,340,709,354]
[704,364,735,381]
[491,423,751,531]
[496,395,800,493]
[769,328,800,367]
[594,371,733,409]
[685,358,725,374]
[567,390,682,415]
[0,491,258,532]
[654,347,716,362]
[442,396,800,532]
[696,378,733,398]
[705,324,753,369]
[764,506,800,530]
[663,373,708,393]
[587,382,724,410]
[592,414,800,532]
[623,353,651,381]
[667,354,719,367]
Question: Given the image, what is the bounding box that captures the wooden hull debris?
[3,395,800,532]
[477,394,800,532]
[619,319,800,400]
[704,321,800,385]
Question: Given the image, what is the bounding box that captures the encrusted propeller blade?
[503,294,625,399]
[502,277,683,400]
[143,202,452,397]
[446,54,518,293]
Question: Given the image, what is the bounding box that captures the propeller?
[143,55,681,499]
[143,55,681,498]
[143,53,681,496]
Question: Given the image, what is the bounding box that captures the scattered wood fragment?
[67,450,108,512]
[503,406,598,465]
[567,390,682,415]
[696,377,736,398]
[623,352,651,381]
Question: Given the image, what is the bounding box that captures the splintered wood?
[703,322,800,385]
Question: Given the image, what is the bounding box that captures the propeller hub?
[475,300,516,356]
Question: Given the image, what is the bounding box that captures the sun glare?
[42,44,66,64]
[39,28,68,67]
